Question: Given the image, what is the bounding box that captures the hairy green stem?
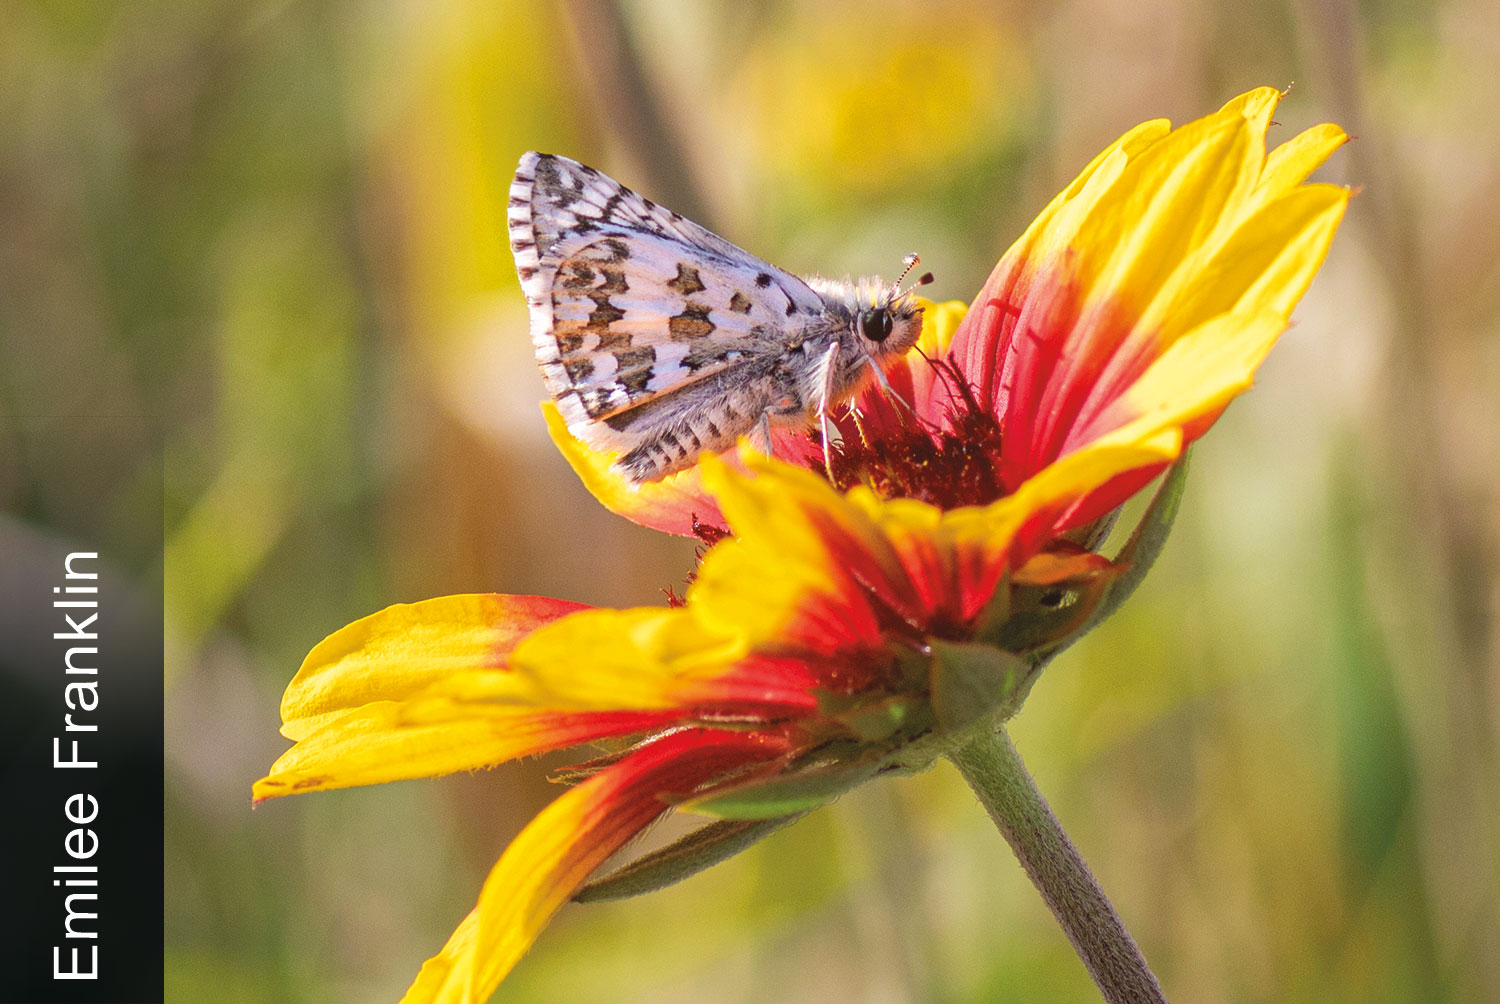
[950,727,1168,1004]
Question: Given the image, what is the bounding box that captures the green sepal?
[679,757,884,819]
[966,572,1013,646]
[573,813,807,903]
[977,453,1191,666]
[929,639,1030,733]
[818,690,932,743]
[984,561,1119,657]
[1065,450,1191,647]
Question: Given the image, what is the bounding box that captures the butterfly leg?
[814,342,842,482]
[750,410,774,457]
[863,356,916,420]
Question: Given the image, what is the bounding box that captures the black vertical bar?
[0,416,165,1003]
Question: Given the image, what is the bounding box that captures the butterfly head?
[840,253,934,360]
[851,296,923,360]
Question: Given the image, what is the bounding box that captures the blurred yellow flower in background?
[735,9,1030,198]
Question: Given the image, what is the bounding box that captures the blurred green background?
[3,0,1497,1001]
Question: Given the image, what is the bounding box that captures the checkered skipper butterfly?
[509,153,932,483]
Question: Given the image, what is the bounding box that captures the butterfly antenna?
[890,253,935,300]
[889,253,919,296]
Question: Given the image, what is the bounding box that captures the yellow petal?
[695,453,897,645]
[1168,183,1350,332]
[509,606,754,708]
[278,594,586,741]
[399,908,479,1004]
[912,297,969,358]
[543,402,723,537]
[1020,117,1173,251]
[255,703,584,801]
[1076,111,1262,331]
[1260,122,1349,197]
[1218,85,1282,136]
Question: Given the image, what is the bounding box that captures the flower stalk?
[950,727,1168,1004]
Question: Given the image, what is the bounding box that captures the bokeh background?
[3,0,1498,1001]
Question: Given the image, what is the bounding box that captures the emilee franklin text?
[52,551,101,981]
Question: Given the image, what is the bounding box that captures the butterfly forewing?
[510,153,825,470]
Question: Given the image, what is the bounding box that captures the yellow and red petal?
[253,593,712,801]
[942,117,1172,414]
[956,429,1184,567]
[697,453,935,648]
[691,434,1181,656]
[944,87,1347,528]
[398,728,793,1004]
[252,703,676,802]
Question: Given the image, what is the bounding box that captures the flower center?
[817,357,1011,510]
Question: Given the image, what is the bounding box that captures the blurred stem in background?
[560,0,714,226]
[1298,0,1500,998]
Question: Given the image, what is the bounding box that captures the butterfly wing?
[509,153,825,465]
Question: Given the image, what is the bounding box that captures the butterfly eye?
[861,311,894,343]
